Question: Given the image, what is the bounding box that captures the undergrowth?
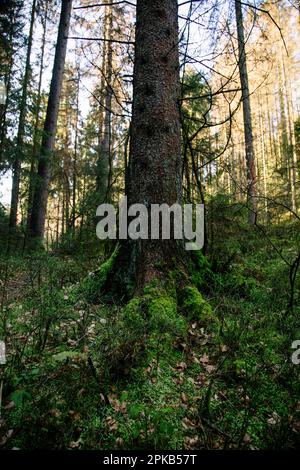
[0,222,300,450]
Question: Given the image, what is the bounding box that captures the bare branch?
[74,1,136,10]
[238,0,289,56]
[67,36,134,45]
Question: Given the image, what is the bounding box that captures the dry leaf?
[176,362,187,371]
[267,412,279,426]
[184,435,199,448]
[49,408,62,418]
[181,392,188,403]
[182,417,196,430]
[69,438,82,449]
[0,429,13,446]
[69,410,81,421]
[200,354,209,364]
[4,401,15,410]
[115,437,124,446]
[205,364,216,374]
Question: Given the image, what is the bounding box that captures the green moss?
[95,245,119,286]
[143,280,187,336]
[190,250,213,290]
[123,287,187,337]
[148,295,177,318]
[124,297,147,331]
[78,245,119,301]
[179,285,213,323]
[143,276,177,300]
[148,295,186,335]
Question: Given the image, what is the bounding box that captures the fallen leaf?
[176,362,187,371]
[69,438,82,449]
[200,354,209,364]
[0,429,13,446]
[49,409,62,418]
[182,417,196,430]
[205,364,216,374]
[184,435,199,448]
[115,437,124,446]
[4,401,15,410]
[181,392,188,403]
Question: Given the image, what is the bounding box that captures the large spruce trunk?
[112,0,185,294]
[29,0,72,242]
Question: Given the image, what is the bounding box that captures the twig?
[74,1,135,9]
[67,36,134,45]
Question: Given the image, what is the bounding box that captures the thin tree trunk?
[266,93,278,170]
[0,3,19,164]
[96,5,108,193]
[26,2,48,230]
[29,0,72,243]
[64,172,70,235]
[56,200,60,248]
[283,63,297,213]
[71,70,80,236]
[61,185,65,238]
[275,0,297,213]
[97,3,113,201]
[235,0,257,225]
[278,63,296,211]
[9,0,36,228]
[258,96,268,220]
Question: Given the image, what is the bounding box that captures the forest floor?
[0,221,300,450]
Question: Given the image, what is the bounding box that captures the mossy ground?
[0,223,300,449]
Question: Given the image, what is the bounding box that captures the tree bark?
[9,0,36,227]
[26,1,48,231]
[29,0,72,243]
[235,0,257,225]
[111,0,185,295]
[0,2,20,166]
[71,68,80,236]
[96,2,113,201]
[258,95,268,220]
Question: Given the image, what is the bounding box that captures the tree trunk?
[96,3,113,201]
[29,0,72,243]
[0,2,20,165]
[258,95,268,221]
[9,0,36,228]
[26,1,48,230]
[71,69,80,236]
[96,6,108,194]
[111,0,184,295]
[235,0,257,225]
